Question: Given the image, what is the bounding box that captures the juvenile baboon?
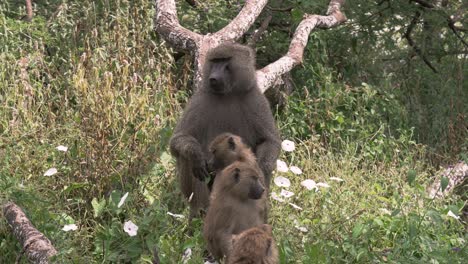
[207,133,258,190]
[203,162,267,260]
[169,43,281,218]
[226,224,279,264]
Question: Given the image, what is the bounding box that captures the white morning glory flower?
[289,203,303,210]
[274,176,291,188]
[62,224,78,232]
[271,192,285,203]
[276,160,289,173]
[447,211,460,220]
[56,145,68,152]
[118,192,129,208]
[123,220,138,237]
[167,212,185,219]
[281,140,295,152]
[330,177,344,182]
[44,168,58,177]
[182,248,192,263]
[290,166,302,175]
[280,189,294,198]
[301,179,318,191]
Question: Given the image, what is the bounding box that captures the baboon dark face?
[229,167,265,201]
[203,43,257,95]
[208,58,233,94]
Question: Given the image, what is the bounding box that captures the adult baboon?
[227,224,279,264]
[203,162,267,260]
[169,43,280,218]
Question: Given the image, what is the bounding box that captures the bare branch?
[25,0,33,22]
[247,12,272,47]
[410,0,435,9]
[256,0,347,92]
[404,12,438,73]
[213,0,268,42]
[154,0,202,51]
[3,202,57,263]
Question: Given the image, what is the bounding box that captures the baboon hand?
[193,159,210,181]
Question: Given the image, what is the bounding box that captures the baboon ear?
[260,224,272,234]
[233,168,240,183]
[228,137,236,150]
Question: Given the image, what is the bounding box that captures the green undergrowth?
[0,0,466,263]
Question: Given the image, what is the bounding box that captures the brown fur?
[207,133,259,189]
[203,162,267,260]
[226,224,279,264]
[169,44,280,219]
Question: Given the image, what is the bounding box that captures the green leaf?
[291,9,304,23]
[407,169,416,185]
[92,197,106,218]
[352,223,364,238]
[440,177,449,192]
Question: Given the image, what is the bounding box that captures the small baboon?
[226,224,279,264]
[203,162,267,260]
[170,43,281,218]
[207,133,258,190]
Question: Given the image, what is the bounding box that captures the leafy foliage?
[0,0,466,263]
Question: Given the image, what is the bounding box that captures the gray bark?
[154,0,347,92]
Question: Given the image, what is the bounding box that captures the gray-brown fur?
[203,162,267,260]
[207,133,259,190]
[227,224,279,264]
[169,43,280,218]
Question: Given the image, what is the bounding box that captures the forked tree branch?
[3,202,57,263]
[154,0,347,92]
[154,0,202,52]
[256,0,347,92]
[214,0,268,42]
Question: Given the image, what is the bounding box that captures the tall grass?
[0,0,465,263]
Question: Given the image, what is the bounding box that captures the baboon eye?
[225,64,230,72]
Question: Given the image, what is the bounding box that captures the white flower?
[271,192,285,202]
[281,140,295,152]
[295,225,308,233]
[280,189,294,198]
[123,220,138,237]
[301,179,318,191]
[330,177,344,182]
[316,182,330,188]
[447,211,460,220]
[276,160,289,173]
[44,168,58,176]
[118,192,129,208]
[181,248,192,263]
[379,208,391,215]
[167,212,185,219]
[56,145,68,152]
[62,224,78,232]
[290,166,302,175]
[274,176,291,188]
[289,203,303,210]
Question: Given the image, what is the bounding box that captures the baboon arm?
[251,103,281,179]
[169,132,204,162]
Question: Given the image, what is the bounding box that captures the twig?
[404,12,438,73]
